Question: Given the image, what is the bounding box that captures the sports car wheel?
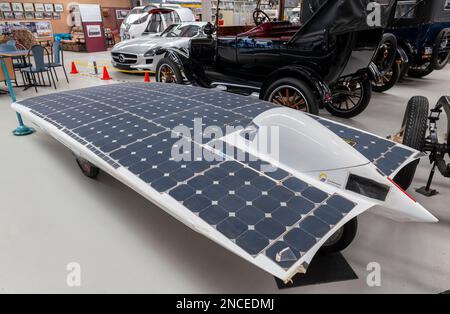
[327,78,372,118]
[263,77,319,115]
[76,158,100,179]
[408,64,434,78]
[372,62,400,93]
[392,96,429,190]
[320,218,358,254]
[156,57,183,84]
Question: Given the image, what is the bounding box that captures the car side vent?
[346,174,390,201]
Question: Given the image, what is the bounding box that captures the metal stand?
[0,57,35,136]
[416,162,439,197]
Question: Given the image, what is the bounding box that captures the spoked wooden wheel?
[269,85,310,112]
[326,78,372,118]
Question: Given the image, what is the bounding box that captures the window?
[146,14,163,33]
[445,0,450,10]
[395,0,418,19]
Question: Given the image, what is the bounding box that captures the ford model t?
[155,0,396,118]
[373,0,450,92]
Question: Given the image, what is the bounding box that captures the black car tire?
[327,78,372,118]
[408,65,434,78]
[320,218,358,255]
[156,57,183,84]
[372,62,401,93]
[393,96,429,190]
[431,29,450,70]
[398,61,409,81]
[262,77,319,115]
[76,158,100,179]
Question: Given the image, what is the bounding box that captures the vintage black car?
[155,0,396,118]
[373,0,450,92]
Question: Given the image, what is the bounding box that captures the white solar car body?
[11,83,437,282]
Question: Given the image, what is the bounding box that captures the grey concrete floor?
[1,51,449,294]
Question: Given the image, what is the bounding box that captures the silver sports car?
[111,22,207,72]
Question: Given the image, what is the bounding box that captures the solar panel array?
[310,116,416,176]
[19,83,357,270]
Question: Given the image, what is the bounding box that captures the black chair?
[46,41,69,84]
[21,45,57,92]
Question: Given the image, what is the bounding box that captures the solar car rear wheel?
[392,96,429,190]
[263,77,319,115]
[76,158,100,179]
[320,218,358,255]
[372,62,401,93]
[156,57,183,84]
[327,78,372,118]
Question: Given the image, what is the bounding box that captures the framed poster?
[44,4,53,12]
[34,12,44,19]
[35,21,52,37]
[0,2,12,12]
[25,12,33,19]
[11,3,24,12]
[23,3,34,12]
[3,12,14,19]
[34,3,45,12]
[43,12,52,19]
[54,4,64,12]
[79,4,102,22]
[52,12,60,20]
[116,9,130,20]
[14,12,24,19]
[86,25,102,38]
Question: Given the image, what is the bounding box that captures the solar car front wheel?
[327,78,372,118]
[320,218,358,255]
[76,158,100,179]
[263,77,319,115]
[156,58,183,84]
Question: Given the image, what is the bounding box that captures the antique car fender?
[396,45,409,64]
[260,65,332,108]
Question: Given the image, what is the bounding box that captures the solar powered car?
[155,0,396,118]
[12,83,437,282]
[373,0,450,92]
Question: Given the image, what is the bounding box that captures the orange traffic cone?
[70,62,79,74]
[144,72,151,82]
[101,66,112,81]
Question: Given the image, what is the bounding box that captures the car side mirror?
[204,22,215,38]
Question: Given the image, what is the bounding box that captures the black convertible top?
[291,0,396,43]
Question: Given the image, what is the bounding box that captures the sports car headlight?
[144,48,159,57]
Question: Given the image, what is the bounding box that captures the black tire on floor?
[76,158,100,179]
[262,77,319,115]
[431,29,450,70]
[372,62,401,93]
[393,96,429,190]
[326,78,372,118]
[398,62,409,81]
[408,66,434,78]
[155,57,183,84]
[320,218,358,255]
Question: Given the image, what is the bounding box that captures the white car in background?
[120,5,195,41]
[112,22,207,72]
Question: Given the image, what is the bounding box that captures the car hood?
[112,36,186,54]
